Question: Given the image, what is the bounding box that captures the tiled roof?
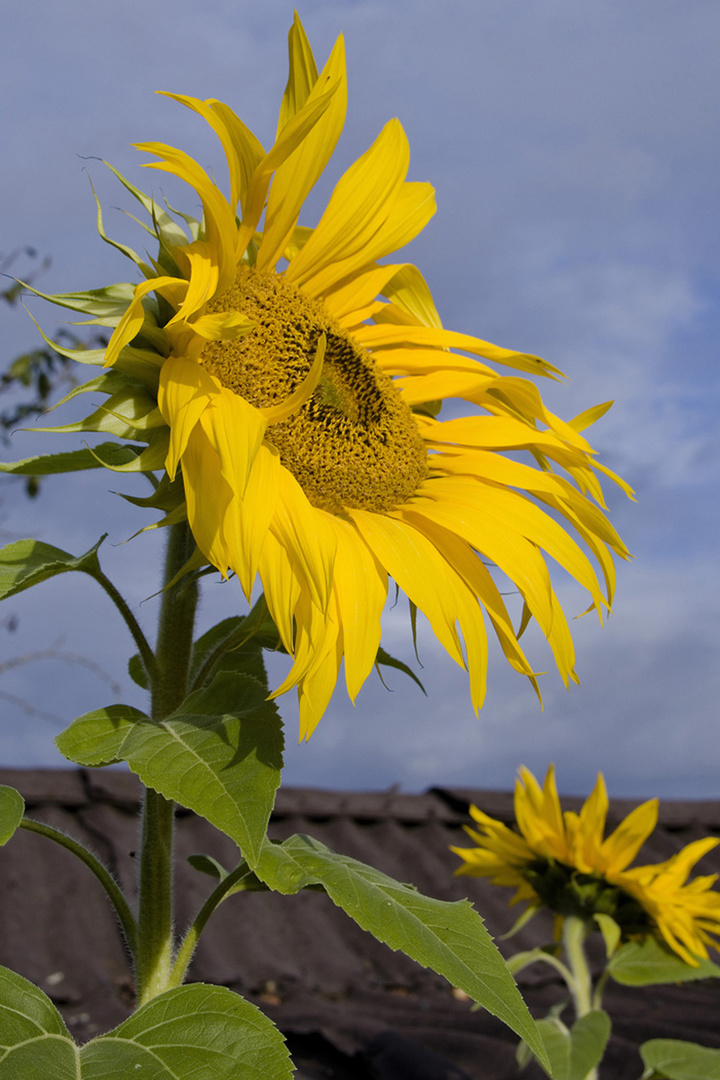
[2,768,720,1079]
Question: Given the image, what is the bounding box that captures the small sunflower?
[33,16,631,738]
[452,765,720,965]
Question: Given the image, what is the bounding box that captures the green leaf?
[57,673,283,866]
[56,705,149,767]
[0,443,143,476]
[531,1011,610,1080]
[189,616,246,686]
[375,645,426,694]
[0,965,75,1078]
[0,787,25,846]
[255,833,548,1069]
[0,968,293,1078]
[128,653,150,690]
[0,537,105,601]
[608,935,720,986]
[86,984,293,1078]
[187,853,228,880]
[640,1039,720,1079]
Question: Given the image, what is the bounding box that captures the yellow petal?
[136,142,238,293]
[277,12,319,132]
[348,508,465,666]
[299,181,436,298]
[198,387,267,500]
[602,799,659,876]
[381,264,443,328]
[258,529,301,655]
[230,442,282,598]
[181,423,231,576]
[356,323,560,378]
[158,356,221,479]
[269,468,337,613]
[329,515,388,702]
[404,491,555,636]
[249,36,347,268]
[105,275,185,369]
[284,118,410,287]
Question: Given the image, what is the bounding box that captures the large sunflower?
[35,16,631,738]
[452,765,720,965]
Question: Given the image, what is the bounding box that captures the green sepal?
[19,279,136,319]
[608,935,720,986]
[375,645,426,694]
[0,443,145,477]
[87,171,154,277]
[118,472,185,513]
[103,159,190,272]
[0,787,25,845]
[35,386,162,439]
[55,705,149,767]
[255,833,549,1069]
[0,968,293,1078]
[522,1010,611,1080]
[500,903,540,941]
[594,912,622,958]
[0,536,106,601]
[640,1039,720,1079]
[57,673,283,867]
[25,305,163,387]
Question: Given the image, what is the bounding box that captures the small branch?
[19,817,137,957]
[506,947,576,990]
[90,568,158,685]
[170,862,257,989]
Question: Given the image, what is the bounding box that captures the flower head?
[34,16,631,738]
[452,765,720,965]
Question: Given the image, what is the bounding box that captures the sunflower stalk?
[135,520,198,1006]
[563,916,594,1021]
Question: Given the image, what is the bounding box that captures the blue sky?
[2,0,719,798]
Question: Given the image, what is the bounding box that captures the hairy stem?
[134,521,198,1007]
[91,567,158,684]
[20,817,137,955]
[169,862,258,989]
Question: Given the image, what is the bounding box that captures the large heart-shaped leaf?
[56,672,283,866]
[0,967,292,1078]
[255,833,548,1069]
[640,1039,720,1079]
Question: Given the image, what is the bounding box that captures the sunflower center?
[200,267,428,513]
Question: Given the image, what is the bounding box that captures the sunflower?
[33,15,631,739]
[452,765,720,965]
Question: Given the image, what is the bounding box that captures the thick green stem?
[563,915,598,1080]
[135,522,198,1007]
[563,916,593,1019]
